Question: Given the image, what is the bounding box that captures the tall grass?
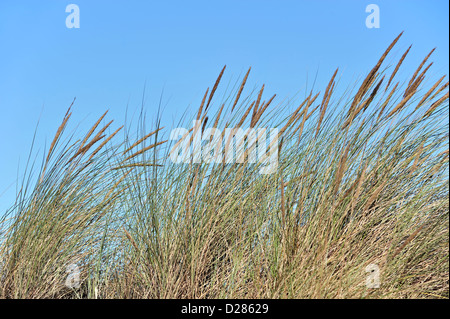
[0,33,448,298]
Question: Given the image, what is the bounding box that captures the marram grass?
[0,33,448,299]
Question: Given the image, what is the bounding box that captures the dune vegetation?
[0,33,448,299]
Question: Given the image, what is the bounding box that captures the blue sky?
[0,0,448,214]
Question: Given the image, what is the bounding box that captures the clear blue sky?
[0,0,448,215]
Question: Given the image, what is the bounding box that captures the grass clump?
[0,33,448,299]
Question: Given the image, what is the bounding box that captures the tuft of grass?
[0,33,448,299]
